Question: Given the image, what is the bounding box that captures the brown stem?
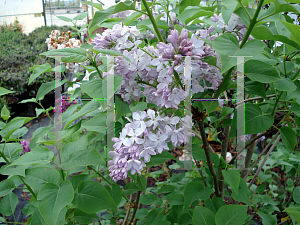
[229,131,269,165]
[248,134,281,189]
[241,134,257,178]
[128,191,141,224]
[197,120,220,197]
[218,113,231,198]
[122,195,133,225]
[195,158,207,187]
[242,131,280,180]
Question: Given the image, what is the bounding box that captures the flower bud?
[208,25,215,34]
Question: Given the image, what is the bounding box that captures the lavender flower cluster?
[92,22,222,109]
[108,109,194,181]
[20,140,31,155]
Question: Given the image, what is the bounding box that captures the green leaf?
[0,179,15,197]
[56,15,72,22]
[73,12,88,21]
[177,8,214,24]
[36,80,67,101]
[284,207,300,223]
[231,178,250,205]
[40,48,88,63]
[82,113,106,133]
[111,185,122,206]
[157,185,175,194]
[212,33,265,73]
[245,60,281,83]
[140,193,158,205]
[28,63,52,85]
[252,25,300,50]
[146,151,176,167]
[257,211,277,225]
[274,77,297,91]
[291,103,300,117]
[202,101,219,114]
[1,105,10,121]
[0,87,15,96]
[245,81,267,99]
[280,126,297,151]
[0,192,18,216]
[215,205,248,225]
[145,209,164,225]
[80,74,123,99]
[10,146,54,166]
[135,208,149,219]
[221,0,239,23]
[135,174,147,193]
[130,102,147,113]
[73,209,99,224]
[91,48,123,56]
[222,170,240,194]
[204,197,225,214]
[82,1,102,10]
[89,1,135,33]
[230,104,274,138]
[287,80,300,101]
[73,181,117,213]
[12,127,28,139]
[279,20,300,47]
[37,181,74,225]
[293,186,300,204]
[115,95,131,121]
[28,205,47,225]
[124,183,140,195]
[23,167,60,191]
[0,117,34,139]
[179,0,201,13]
[192,206,215,225]
[123,12,143,25]
[64,101,100,129]
[0,165,26,177]
[62,148,105,169]
[184,182,210,209]
[169,194,184,206]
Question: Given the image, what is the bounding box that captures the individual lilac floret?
[20,140,31,155]
[108,109,194,182]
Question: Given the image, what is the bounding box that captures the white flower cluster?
[108,109,194,181]
[45,30,81,50]
[45,30,88,74]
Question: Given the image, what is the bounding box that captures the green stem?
[137,80,157,88]
[141,0,164,42]
[38,102,55,123]
[214,67,234,99]
[173,70,184,90]
[89,165,134,207]
[134,9,148,15]
[92,61,103,79]
[237,0,251,20]
[140,48,155,58]
[240,0,264,48]
[292,69,300,81]
[0,150,37,199]
[163,0,175,28]
[271,91,283,116]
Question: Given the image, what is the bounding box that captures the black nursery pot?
[41,92,55,109]
[0,163,8,182]
[7,96,19,118]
